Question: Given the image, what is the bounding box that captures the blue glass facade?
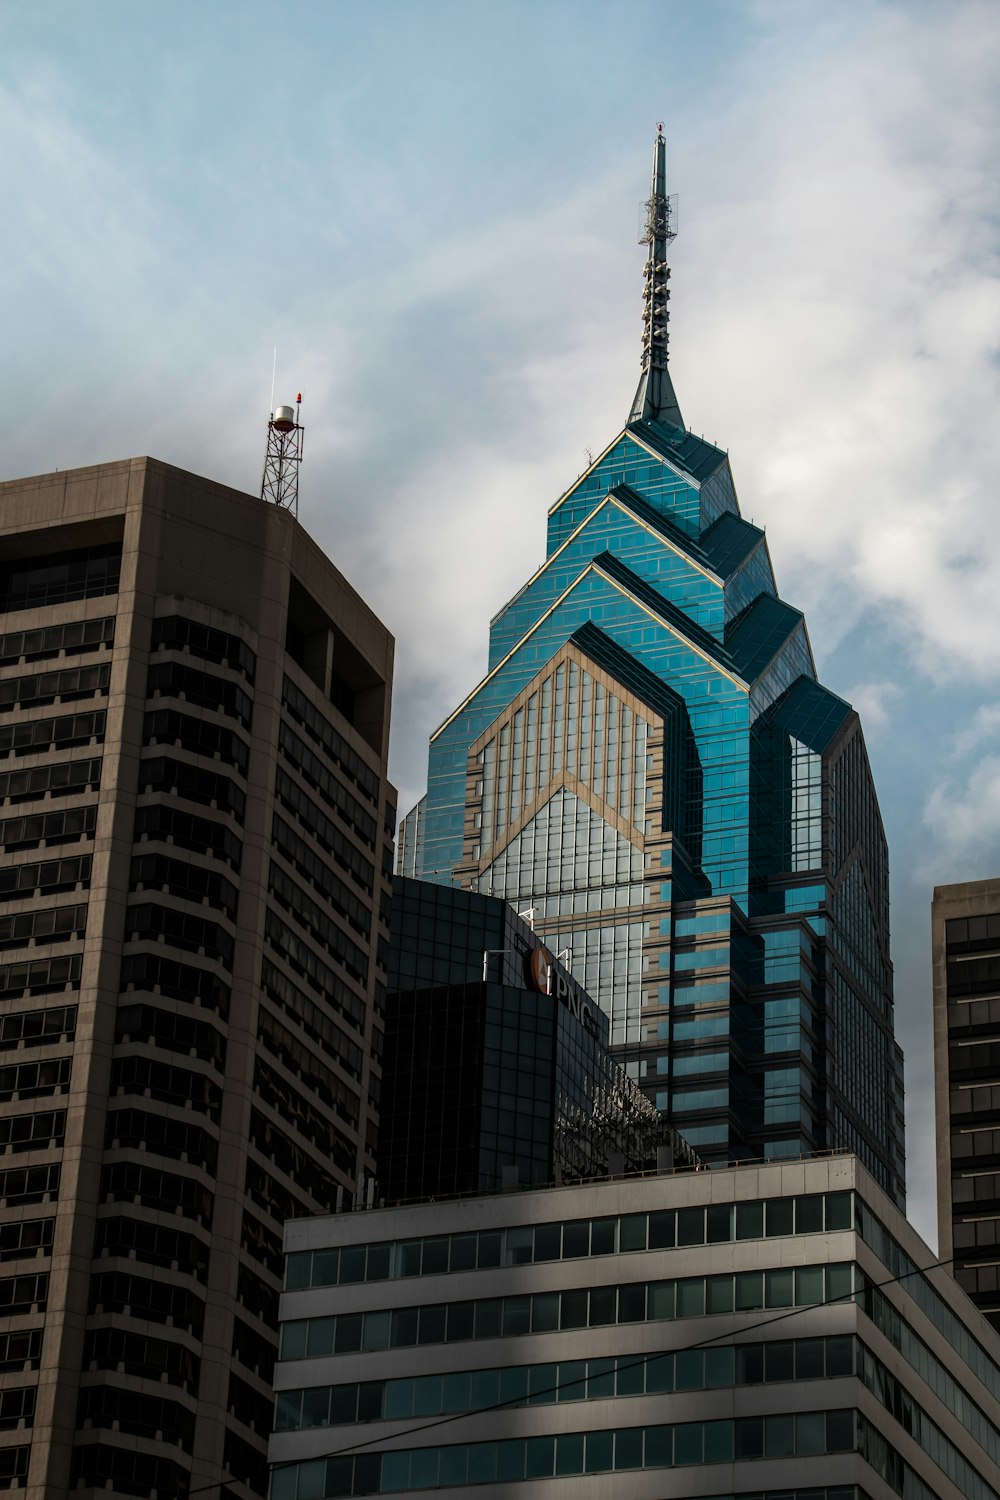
[399,138,904,1204]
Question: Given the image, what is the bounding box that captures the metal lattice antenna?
[629,124,684,430]
[260,393,304,515]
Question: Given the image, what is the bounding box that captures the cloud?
[923,738,1000,885]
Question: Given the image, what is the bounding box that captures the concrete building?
[398,129,904,1200]
[0,457,395,1497]
[380,877,698,1203]
[271,1154,1000,1500]
[933,876,1000,1332]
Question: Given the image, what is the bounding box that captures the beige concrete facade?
[933,877,1000,1329]
[0,458,395,1497]
[272,1155,1000,1500]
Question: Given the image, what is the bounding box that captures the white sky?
[3,0,999,1245]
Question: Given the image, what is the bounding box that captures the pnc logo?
[524,945,600,1038]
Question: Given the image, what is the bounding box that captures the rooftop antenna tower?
[629,122,684,430]
[261,384,304,515]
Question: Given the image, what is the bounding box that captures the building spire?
[629,124,684,430]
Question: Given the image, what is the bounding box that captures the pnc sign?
[525,945,600,1038]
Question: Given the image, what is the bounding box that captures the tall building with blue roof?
[398,129,905,1205]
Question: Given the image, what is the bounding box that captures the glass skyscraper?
[398,130,904,1204]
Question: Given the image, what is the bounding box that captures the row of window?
[0,1216,53,1263]
[143,707,249,776]
[130,851,238,919]
[0,1055,71,1102]
[134,800,242,869]
[139,754,246,820]
[0,1330,41,1373]
[83,1325,200,1395]
[270,863,368,986]
[0,660,110,710]
[257,1009,361,1121]
[255,1055,358,1158]
[115,1001,227,1071]
[89,1270,204,1337]
[0,1271,48,1315]
[250,1108,349,1209]
[119,952,231,1018]
[100,1160,214,1228]
[279,722,376,848]
[275,768,375,896]
[0,614,114,668]
[271,1410,856,1499]
[243,1208,284,1280]
[283,675,379,804]
[0,1004,75,1050]
[0,802,96,852]
[0,708,106,757]
[280,1262,855,1359]
[260,961,364,1081]
[77,1380,194,1447]
[0,854,91,899]
[0,1109,65,1153]
[0,1163,60,1207]
[284,1190,853,1290]
[0,542,121,611]
[147,658,253,729]
[0,953,82,999]
[0,753,101,805]
[0,902,87,952]
[273,813,372,936]
[105,1106,218,1173]
[246,1159,313,1236]
[151,613,256,681]
[94,1214,210,1283]
[110,1053,222,1121]
[70,1443,188,1500]
[265,910,368,1034]
[125,901,234,969]
[276,1332,855,1430]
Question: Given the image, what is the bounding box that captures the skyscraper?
[932,876,1000,1331]
[398,130,904,1203]
[0,457,395,1498]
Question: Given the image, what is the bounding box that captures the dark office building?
[0,457,395,1499]
[380,879,694,1203]
[933,876,1000,1331]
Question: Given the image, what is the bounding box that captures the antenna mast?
[260,392,304,515]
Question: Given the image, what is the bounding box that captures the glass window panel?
[385,1379,413,1420]
[649,1211,675,1249]
[737,1344,764,1384]
[381,1453,409,1491]
[705,1347,734,1388]
[644,1426,672,1466]
[335,1315,362,1354]
[422,1238,449,1274]
[795,1411,826,1455]
[525,1436,554,1479]
[706,1204,734,1243]
[676,1279,705,1317]
[323,1458,352,1498]
[825,1410,854,1451]
[398,1241,422,1277]
[795,1195,824,1235]
[417,1305,446,1344]
[585,1431,613,1473]
[825,1336,854,1378]
[505,1228,533,1266]
[795,1339,824,1380]
[446,1302,474,1342]
[706,1275,733,1314]
[704,1420,734,1462]
[439,1448,468,1487]
[412,1377,442,1417]
[555,1433,584,1476]
[329,1386,356,1424]
[474,1301,502,1340]
[450,1235,477,1271]
[498,1366,528,1408]
[281,1322,307,1359]
[410,1448,439,1488]
[618,1283,646,1323]
[736,1201,763,1240]
[366,1244,390,1281]
[301,1388,332,1427]
[765,1199,794,1237]
[765,1414,795,1457]
[560,1290,588,1329]
[497,1441,524,1482]
[765,1269,794,1307]
[614,1428,643,1470]
[557,1361,587,1402]
[562,1220,589,1258]
[615,1358,644,1398]
[648,1282,674,1320]
[826,1263,853,1303]
[619,1214,647,1252]
[825,1192,853,1232]
[677,1207,705,1246]
[443,1371,472,1412]
[675,1350,704,1390]
[534,1223,561,1262]
[477,1232,502,1268]
[764,1342,794,1382]
[531,1292,559,1333]
[795,1266,825,1305]
[735,1417,764,1460]
[361,1309,390,1351]
[503,1296,531,1337]
[470,1369,500,1409]
[589,1286,617,1326]
[590,1218,616,1255]
[587,1358,615,1400]
[673,1422,704,1465]
[736,1272,764,1310]
[305,1319,335,1357]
